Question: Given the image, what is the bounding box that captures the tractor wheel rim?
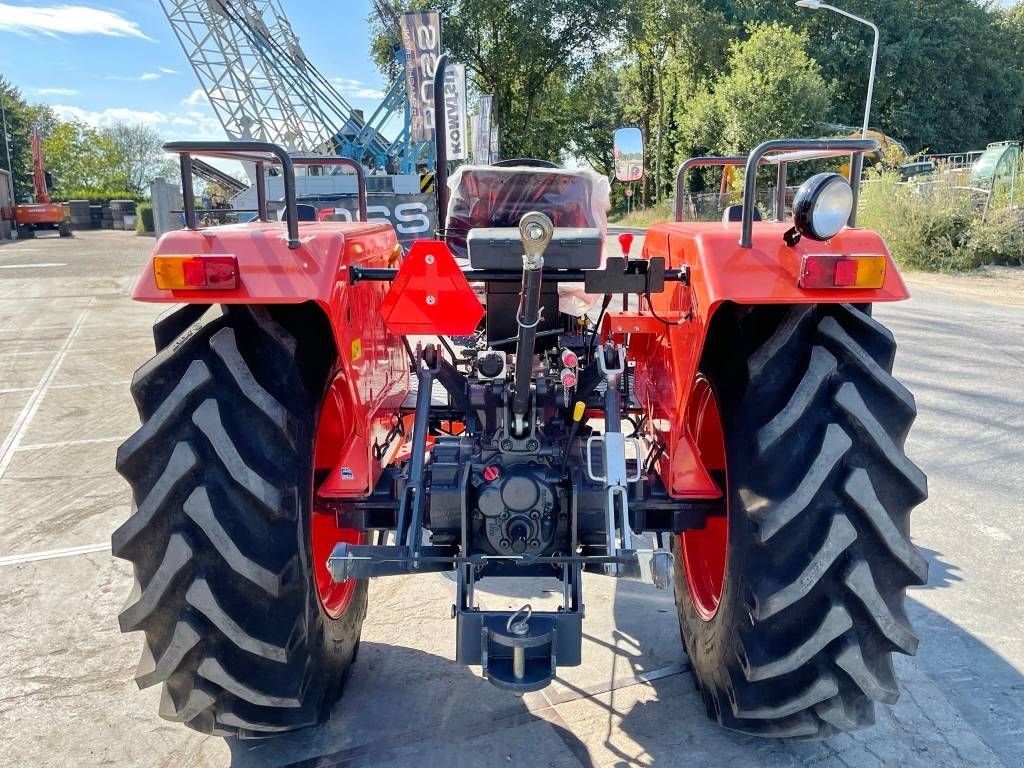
[311,375,363,620]
[679,375,729,622]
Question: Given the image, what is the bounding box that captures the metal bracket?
[584,434,642,484]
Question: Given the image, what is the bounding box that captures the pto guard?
[380,240,483,335]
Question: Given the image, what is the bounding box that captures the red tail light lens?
[153,255,238,290]
[799,254,886,290]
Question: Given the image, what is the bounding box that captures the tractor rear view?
[112,71,926,740]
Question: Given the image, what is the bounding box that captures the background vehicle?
[14,128,70,239]
[112,64,926,741]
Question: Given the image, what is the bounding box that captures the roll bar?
[672,138,878,248]
[432,54,450,227]
[163,140,368,249]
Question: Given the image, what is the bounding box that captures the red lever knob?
[618,232,634,257]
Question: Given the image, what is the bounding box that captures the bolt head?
[525,222,545,241]
[426,295,436,305]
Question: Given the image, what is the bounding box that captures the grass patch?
[858,172,1024,272]
[610,199,674,228]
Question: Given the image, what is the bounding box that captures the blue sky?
[0,1,390,141]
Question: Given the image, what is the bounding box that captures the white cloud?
[34,87,78,96]
[331,77,386,100]
[182,89,208,106]
[159,67,178,75]
[52,104,168,128]
[168,111,223,139]
[0,4,153,40]
[105,72,164,82]
[51,103,224,140]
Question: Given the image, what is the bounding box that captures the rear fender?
[629,221,908,500]
[134,221,409,498]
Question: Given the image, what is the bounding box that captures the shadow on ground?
[225,546,1023,768]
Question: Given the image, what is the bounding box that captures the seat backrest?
[445,167,601,259]
[722,204,761,223]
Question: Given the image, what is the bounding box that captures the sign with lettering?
[400,11,442,142]
[443,63,468,160]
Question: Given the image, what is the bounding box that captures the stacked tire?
[69,200,91,231]
[122,200,138,231]
[111,200,126,230]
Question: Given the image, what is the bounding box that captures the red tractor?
[113,71,925,741]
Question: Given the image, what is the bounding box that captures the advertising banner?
[475,94,494,163]
[317,193,437,246]
[443,63,468,160]
[399,11,441,142]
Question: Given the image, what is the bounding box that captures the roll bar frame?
[163,140,368,249]
[672,138,878,248]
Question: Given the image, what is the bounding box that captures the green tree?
[686,23,830,156]
[41,121,124,195]
[564,57,623,178]
[728,0,1024,152]
[100,122,176,193]
[0,77,58,200]
[373,0,623,160]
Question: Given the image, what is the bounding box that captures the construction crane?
[161,0,430,172]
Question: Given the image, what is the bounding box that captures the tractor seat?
[445,166,603,260]
[722,204,761,223]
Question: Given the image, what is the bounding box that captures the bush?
[136,202,154,233]
[858,172,1024,271]
[58,189,143,204]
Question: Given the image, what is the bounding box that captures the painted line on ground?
[0,263,67,270]
[15,436,123,452]
[0,542,111,567]
[0,302,92,480]
[0,349,63,357]
[0,380,131,396]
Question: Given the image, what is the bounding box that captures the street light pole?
[796,0,879,226]
[0,91,12,177]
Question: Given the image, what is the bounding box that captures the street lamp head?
[795,0,823,8]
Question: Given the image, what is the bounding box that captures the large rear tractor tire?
[113,304,366,737]
[672,303,928,738]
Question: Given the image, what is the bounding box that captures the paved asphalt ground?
[0,230,1022,767]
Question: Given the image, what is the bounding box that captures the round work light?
[792,172,854,241]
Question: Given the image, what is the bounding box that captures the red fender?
[134,221,409,498]
[626,220,910,499]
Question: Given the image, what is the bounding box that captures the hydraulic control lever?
[587,344,674,587]
[511,212,554,432]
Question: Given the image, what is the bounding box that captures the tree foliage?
[2,75,173,200]
[41,121,124,195]
[0,77,58,200]
[688,23,830,156]
[100,123,175,194]
[373,0,623,159]
[372,0,1024,210]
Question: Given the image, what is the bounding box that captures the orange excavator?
[14,128,70,239]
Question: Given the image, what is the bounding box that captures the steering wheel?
[492,158,559,168]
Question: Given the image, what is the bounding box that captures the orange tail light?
[799,254,886,290]
[153,255,238,290]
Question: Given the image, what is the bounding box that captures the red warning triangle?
[380,239,484,335]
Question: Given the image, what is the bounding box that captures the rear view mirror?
[613,127,644,182]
